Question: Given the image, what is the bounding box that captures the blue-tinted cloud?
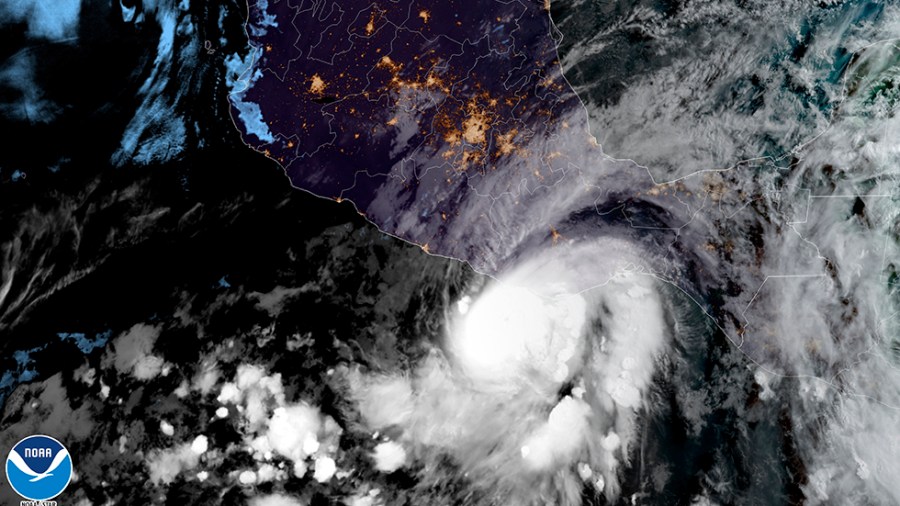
[225,50,274,143]
[0,52,61,123]
[232,97,274,143]
[0,0,81,40]
[248,0,277,37]
[113,0,195,166]
[0,345,45,407]
[58,331,110,354]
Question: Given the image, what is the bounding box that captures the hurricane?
[0,0,898,505]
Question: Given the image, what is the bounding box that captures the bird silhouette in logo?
[7,448,69,482]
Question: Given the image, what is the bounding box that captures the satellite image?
[1,0,899,504]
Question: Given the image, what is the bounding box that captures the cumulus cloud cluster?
[213,364,343,484]
[103,324,168,380]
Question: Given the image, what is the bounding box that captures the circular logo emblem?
[5,435,73,501]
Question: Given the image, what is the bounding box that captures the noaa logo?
[5,435,73,502]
